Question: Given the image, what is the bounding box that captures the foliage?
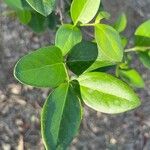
[4,0,150,149]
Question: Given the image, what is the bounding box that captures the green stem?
[125,46,150,52]
[80,23,96,27]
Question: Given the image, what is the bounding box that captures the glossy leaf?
[95,24,123,62]
[71,0,101,25]
[14,46,68,87]
[135,20,150,46]
[41,83,82,149]
[17,10,31,24]
[138,51,150,69]
[118,69,145,88]
[67,41,98,75]
[86,47,116,72]
[26,0,56,16]
[78,72,141,114]
[114,13,127,32]
[28,12,48,33]
[55,24,82,56]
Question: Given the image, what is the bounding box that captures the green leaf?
[4,0,24,10]
[48,12,59,30]
[95,24,123,62]
[95,11,110,23]
[121,35,128,48]
[14,46,68,88]
[26,0,56,16]
[71,0,101,25]
[28,12,48,33]
[77,72,141,114]
[67,41,98,75]
[118,69,145,88]
[113,13,127,33]
[135,20,150,46]
[41,83,82,149]
[55,24,82,56]
[17,10,31,24]
[138,51,150,69]
[86,48,116,72]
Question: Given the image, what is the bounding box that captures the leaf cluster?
[4,0,150,149]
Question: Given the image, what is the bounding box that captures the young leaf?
[17,10,31,24]
[118,69,145,88]
[55,24,82,56]
[77,72,141,114]
[113,13,127,33]
[14,46,68,87]
[41,83,82,149]
[138,51,150,69]
[135,20,150,46]
[26,0,56,16]
[28,12,48,33]
[67,41,98,75]
[71,0,101,25]
[95,11,110,23]
[95,24,123,62]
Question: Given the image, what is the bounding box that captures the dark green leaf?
[48,12,59,30]
[41,83,82,149]
[14,46,68,87]
[55,24,82,56]
[138,51,150,69]
[95,24,123,62]
[67,41,98,75]
[78,72,141,114]
[28,12,48,33]
[71,0,101,25]
[118,69,145,88]
[26,0,56,16]
[113,13,127,32]
[135,20,150,46]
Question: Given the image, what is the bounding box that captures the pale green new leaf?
[26,0,56,16]
[55,24,82,56]
[78,72,141,114]
[41,83,82,150]
[114,13,127,33]
[135,20,150,46]
[71,0,101,25]
[14,46,68,87]
[95,11,110,23]
[95,24,123,62]
[118,69,145,88]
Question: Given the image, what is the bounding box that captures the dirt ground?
[0,0,150,150]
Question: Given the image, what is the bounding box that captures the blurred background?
[0,0,150,149]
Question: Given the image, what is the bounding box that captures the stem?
[125,46,150,52]
[80,23,96,27]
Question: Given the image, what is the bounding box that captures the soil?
[0,0,150,150]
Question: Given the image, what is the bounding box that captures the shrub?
[4,0,150,149]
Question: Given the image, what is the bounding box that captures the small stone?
[8,84,21,94]
[2,143,11,150]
